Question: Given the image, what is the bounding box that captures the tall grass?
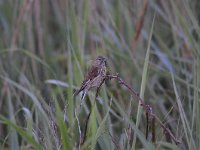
[0,0,200,149]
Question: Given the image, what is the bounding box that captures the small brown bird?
[75,56,107,101]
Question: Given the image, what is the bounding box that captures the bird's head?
[93,56,107,67]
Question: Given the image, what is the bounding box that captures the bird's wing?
[85,66,99,81]
[75,66,99,96]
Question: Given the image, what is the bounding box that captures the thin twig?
[146,111,149,140]
[81,111,91,145]
[106,75,148,110]
[152,115,156,143]
[105,74,181,145]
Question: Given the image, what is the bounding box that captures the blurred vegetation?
[0,0,200,149]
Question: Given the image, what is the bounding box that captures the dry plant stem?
[108,132,120,149]
[81,79,106,144]
[11,0,33,48]
[132,0,148,51]
[152,116,156,143]
[46,102,61,149]
[80,111,91,145]
[154,114,181,145]
[106,74,181,145]
[80,74,181,145]
[80,96,98,145]
[146,112,149,140]
[50,118,60,149]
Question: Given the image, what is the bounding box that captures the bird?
[74,56,107,101]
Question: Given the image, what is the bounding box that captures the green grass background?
[0,0,200,149]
